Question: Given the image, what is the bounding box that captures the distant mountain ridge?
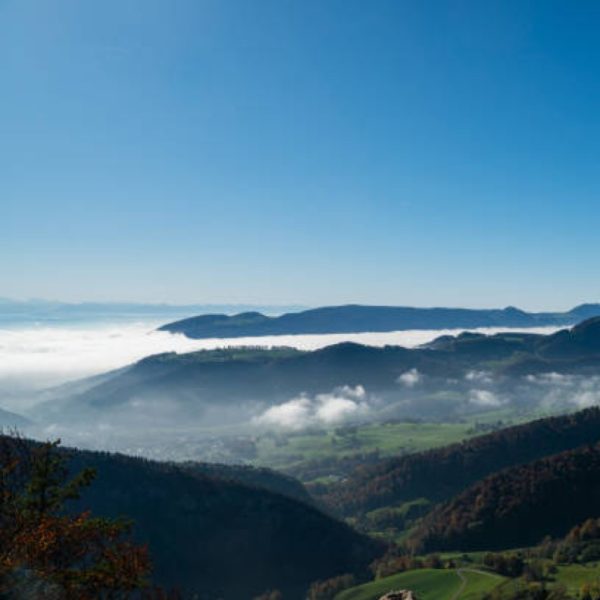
[158,303,600,339]
[0,407,30,428]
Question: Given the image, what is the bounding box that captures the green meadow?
[335,568,504,600]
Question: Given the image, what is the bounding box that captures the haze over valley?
[3,302,600,467]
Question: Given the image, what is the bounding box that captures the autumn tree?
[0,436,151,599]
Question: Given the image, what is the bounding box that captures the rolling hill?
[408,442,600,552]
[0,407,30,428]
[335,567,504,600]
[158,303,600,339]
[52,443,381,598]
[322,406,600,517]
[36,318,600,428]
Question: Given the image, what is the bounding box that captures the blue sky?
[2,0,600,309]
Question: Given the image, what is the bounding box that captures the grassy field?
[256,421,470,462]
[459,570,506,599]
[254,410,524,475]
[334,559,600,600]
[553,562,600,593]
[335,568,504,600]
[335,569,462,600]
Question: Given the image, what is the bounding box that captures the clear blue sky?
[2,0,600,309]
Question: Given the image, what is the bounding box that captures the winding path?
[449,568,503,600]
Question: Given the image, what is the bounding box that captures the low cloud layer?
[0,319,561,415]
[0,322,203,392]
[254,385,371,430]
[0,322,559,387]
[524,373,600,410]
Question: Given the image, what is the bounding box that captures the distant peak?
[569,303,600,315]
[502,305,526,314]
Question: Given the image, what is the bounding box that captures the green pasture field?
[253,408,526,475]
[335,567,504,600]
[553,562,600,593]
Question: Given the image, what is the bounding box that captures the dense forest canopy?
[322,406,600,517]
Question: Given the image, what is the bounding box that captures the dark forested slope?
[323,406,600,517]
[179,460,313,504]
[59,446,381,598]
[408,442,600,552]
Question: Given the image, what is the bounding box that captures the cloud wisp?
[397,368,421,387]
[253,385,371,430]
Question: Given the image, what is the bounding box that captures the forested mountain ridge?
[322,406,600,517]
[178,460,313,504]
[41,318,600,426]
[159,303,600,339]
[46,442,381,598]
[407,442,600,552]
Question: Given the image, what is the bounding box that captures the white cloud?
[254,397,313,430]
[397,368,421,387]
[465,370,494,384]
[525,372,569,385]
[315,396,363,424]
[571,391,600,409]
[253,385,371,430]
[469,389,503,407]
[526,373,600,410]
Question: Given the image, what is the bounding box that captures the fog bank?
[0,321,560,400]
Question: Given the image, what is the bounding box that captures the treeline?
[477,518,600,598]
[0,436,177,599]
[179,460,312,504]
[545,517,600,565]
[322,406,600,517]
[25,439,381,599]
[407,442,600,552]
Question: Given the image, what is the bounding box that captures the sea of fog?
[0,318,561,411]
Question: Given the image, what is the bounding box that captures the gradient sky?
[2,0,600,309]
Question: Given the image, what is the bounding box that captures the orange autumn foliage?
[0,436,156,599]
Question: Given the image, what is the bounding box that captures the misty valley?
[3,305,600,598]
[13,310,600,467]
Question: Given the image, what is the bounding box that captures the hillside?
[335,568,504,600]
[0,407,30,428]
[38,344,410,423]
[158,303,600,339]
[178,460,313,504]
[322,406,600,517]
[336,568,462,600]
[35,318,600,428]
[54,444,380,598]
[408,442,600,552]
